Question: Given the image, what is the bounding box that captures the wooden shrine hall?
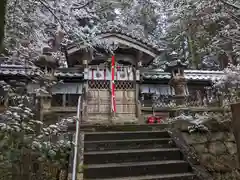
[0,26,225,124]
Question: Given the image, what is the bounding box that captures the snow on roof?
[142,69,225,81]
[0,64,225,81]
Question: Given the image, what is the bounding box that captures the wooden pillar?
[231,102,240,166]
[63,94,66,107]
[135,69,141,119]
[82,48,91,122]
[83,59,88,122]
[135,52,142,121]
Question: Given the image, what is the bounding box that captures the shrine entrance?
[86,64,137,122]
[87,80,111,121]
[115,81,136,119]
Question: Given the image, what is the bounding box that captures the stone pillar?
[231,102,240,166]
[38,93,51,121]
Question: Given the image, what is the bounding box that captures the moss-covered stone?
[208,141,227,155]
[210,132,226,141]
[182,132,208,144]
[178,125,239,180]
[225,142,237,155]
[194,143,209,154]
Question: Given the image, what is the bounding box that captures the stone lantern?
[35,88,52,121]
[34,46,58,121]
[34,46,59,81]
[165,52,188,105]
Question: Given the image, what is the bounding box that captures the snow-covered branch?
[168,111,232,133]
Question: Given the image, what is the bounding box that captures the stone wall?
[171,112,240,180]
[182,131,239,180]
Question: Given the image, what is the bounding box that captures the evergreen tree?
[162,0,240,69]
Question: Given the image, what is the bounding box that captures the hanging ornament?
[127,66,132,74]
[127,66,132,80]
[109,41,119,53]
[138,61,142,67]
[120,66,126,79]
[136,69,140,81]
[96,66,101,78]
[117,62,121,70]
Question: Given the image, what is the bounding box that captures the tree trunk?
[187,32,199,69]
[0,0,7,53]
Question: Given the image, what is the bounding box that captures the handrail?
[72,96,81,180]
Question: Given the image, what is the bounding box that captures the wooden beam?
[106,36,157,57]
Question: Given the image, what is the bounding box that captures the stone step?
[78,124,168,132]
[84,130,170,141]
[84,148,182,164]
[84,138,175,152]
[85,173,196,180]
[83,160,192,179]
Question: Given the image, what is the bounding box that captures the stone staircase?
[82,125,197,180]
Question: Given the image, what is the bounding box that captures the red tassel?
[111,56,116,113]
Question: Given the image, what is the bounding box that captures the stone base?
[86,114,138,124]
[68,173,83,180]
[112,115,138,124]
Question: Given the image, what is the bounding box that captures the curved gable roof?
[96,26,165,58]
[97,33,158,58]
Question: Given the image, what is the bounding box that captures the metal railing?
[71,96,82,180]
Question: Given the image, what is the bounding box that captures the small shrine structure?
[0,26,227,124]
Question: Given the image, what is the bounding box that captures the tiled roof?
[0,64,41,76]
[184,70,224,81]
[0,65,84,78]
[54,72,83,77]
[54,68,83,78]
[0,64,224,81]
[142,69,225,81]
[96,25,164,53]
[142,72,171,80]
